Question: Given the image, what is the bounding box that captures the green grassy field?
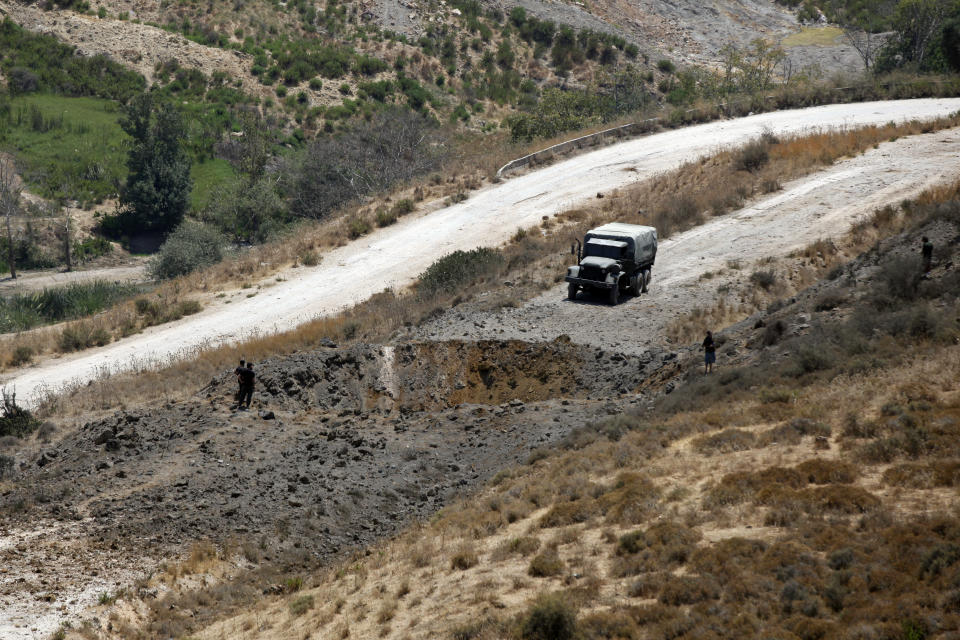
[1,94,126,206]
[782,26,844,47]
[191,158,236,212]
[0,94,235,212]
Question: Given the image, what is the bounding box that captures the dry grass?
[113,332,960,640]
[141,347,957,640]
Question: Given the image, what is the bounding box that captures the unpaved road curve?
[419,126,960,351]
[4,99,960,407]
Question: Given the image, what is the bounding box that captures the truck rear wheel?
[609,285,619,305]
[567,283,578,300]
[642,269,651,293]
[629,274,641,297]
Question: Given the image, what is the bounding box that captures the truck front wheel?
[609,285,619,305]
[568,283,578,300]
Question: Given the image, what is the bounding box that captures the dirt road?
[4,98,960,407]
[418,125,960,349]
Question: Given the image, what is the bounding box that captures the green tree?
[117,93,192,234]
[719,39,786,94]
[892,0,953,67]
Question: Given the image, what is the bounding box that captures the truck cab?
[565,223,658,305]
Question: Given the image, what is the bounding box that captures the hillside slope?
[4,98,959,408]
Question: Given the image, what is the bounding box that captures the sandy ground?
[418,125,960,349]
[3,98,960,407]
[0,520,150,639]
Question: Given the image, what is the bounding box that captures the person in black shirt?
[702,331,716,374]
[921,236,934,275]
[239,363,255,409]
[234,359,246,403]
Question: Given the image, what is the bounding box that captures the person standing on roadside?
[702,330,716,374]
[239,362,255,409]
[921,236,934,276]
[234,359,246,403]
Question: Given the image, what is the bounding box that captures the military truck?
[565,223,658,305]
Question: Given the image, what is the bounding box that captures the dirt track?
[418,125,960,348]
[4,98,960,407]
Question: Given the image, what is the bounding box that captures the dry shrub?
[181,541,218,575]
[519,592,577,640]
[758,418,831,446]
[528,548,564,577]
[882,461,960,488]
[736,137,771,172]
[611,522,700,577]
[705,466,806,509]
[795,459,859,484]
[289,594,314,616]
[578,609,641,639]
[777,485,881,515]
[842,414,881,439]
[539,499,597,529]
[691,428,757,455]
[658,575,720,605]
[814,289,848,311]
[597,472,661,525]
[690,538,768,580]
[627,573,667,598]
[784,617,836,640]
[407,540,435,568]
[493,536,541,560]
[450,542,479,571]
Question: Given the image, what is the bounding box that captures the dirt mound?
[1,339,661,566]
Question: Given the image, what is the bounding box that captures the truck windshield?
[584,238,628,259]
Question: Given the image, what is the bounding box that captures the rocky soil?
[0,338,675,634]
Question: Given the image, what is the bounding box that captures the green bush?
[0,18,146,101]
[73,236,113,262]
[8,345,33,367]
[347,216,371,238]
[417,248,503,297]
[58,321,111,352]
[375,208,397,227]
[149,221,225,279]
[0,390,42,438]
[736,137,771,172]
[289,594,314,616]
[0,280,140,333]
[392,198,415,215]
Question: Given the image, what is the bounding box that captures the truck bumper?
[565,276,615,290]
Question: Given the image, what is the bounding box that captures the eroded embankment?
[239,338,670,414]
[1,339,668,570]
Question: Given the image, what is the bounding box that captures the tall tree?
[892,0,953,67]
[118,93,192,234]
[0,155,19,279]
